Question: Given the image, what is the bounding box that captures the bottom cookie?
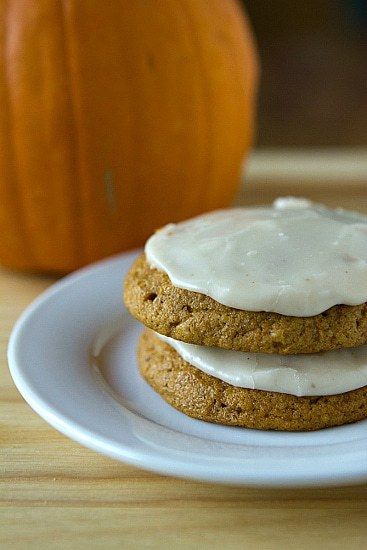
[138,330,367,431]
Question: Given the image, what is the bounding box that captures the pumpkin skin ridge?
[126,1,212,228]
[0,0,258,274]
[0,2,34,270]
[1,0,83,272]
[176,0,213,213]
[178,0,258,211]
[59,0,83,269]
[61,0,141,266]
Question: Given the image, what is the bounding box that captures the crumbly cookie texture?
[138,330,367,432]
[124,255,367,355]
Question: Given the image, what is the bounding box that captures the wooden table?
[2,161,367,549]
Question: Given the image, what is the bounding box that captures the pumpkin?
[0,0,258,273]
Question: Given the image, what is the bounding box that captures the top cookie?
[145,198,367,317]
[124,198,367,354]
[124,254,367,355]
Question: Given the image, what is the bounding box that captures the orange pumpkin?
[0,0,258,273]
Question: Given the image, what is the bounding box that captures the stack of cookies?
[124,197,367,431]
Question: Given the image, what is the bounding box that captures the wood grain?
[1,174,367,549]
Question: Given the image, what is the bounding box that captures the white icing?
[157,333,367,396]
[273,196,313,210]
[145,198,367,316]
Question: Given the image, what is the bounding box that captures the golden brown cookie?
[138,330,367,432]
[124,254,367,355]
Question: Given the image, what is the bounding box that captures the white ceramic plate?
[8,250,367,487]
